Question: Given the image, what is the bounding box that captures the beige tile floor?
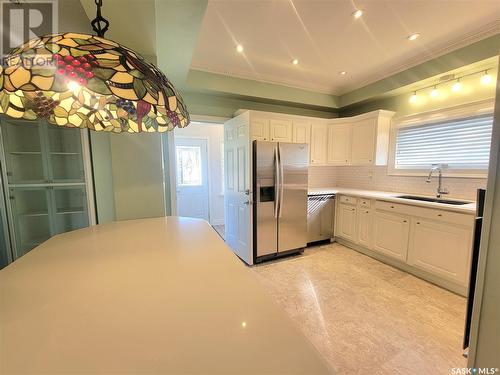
[251,243,468,375]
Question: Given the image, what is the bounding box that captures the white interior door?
[224,115,252,264]
[175,138,209,221]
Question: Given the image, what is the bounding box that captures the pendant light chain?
[91,0,110,37]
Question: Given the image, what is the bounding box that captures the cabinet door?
[373,211,410,261]
[351,118,376,165]
[327,124,351,165]
[408,219,472,286]
[310,123,327,164]
[9,187,52,258]
[2,120,48,184]
[46,126,85,183]
[52,186,89,235]
[292,121,311,144]
[269,119,292,142]
[357,209,373,248]
[250,118,270,141]
[337,203,357,242]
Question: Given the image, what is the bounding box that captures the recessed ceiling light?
[352,9,363,19]
[407,33,420,41]
[339,71,347,76]
[236,44,244,53]
[291,58,299,65]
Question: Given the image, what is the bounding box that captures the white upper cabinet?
[327,124,351,165]
[269,119,292,142]
[326,110,395,166]
[292,121,311,144]
[310,123,328,165]
[250,118,270,141]
[243,109,394,166]
[351,118,376,164]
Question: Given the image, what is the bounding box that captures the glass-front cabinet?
[0,118,93,261]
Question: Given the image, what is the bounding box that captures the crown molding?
[189,65,337,95]
[190,22,499,99]
[337,21,500,95]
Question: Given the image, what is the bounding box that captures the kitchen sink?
[396,195,471,205]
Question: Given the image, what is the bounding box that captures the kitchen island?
[0,217,331,374]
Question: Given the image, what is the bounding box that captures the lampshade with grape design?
[0,33,190,133]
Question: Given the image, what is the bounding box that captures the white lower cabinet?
[357,208,373,248]
[337,203,357,242]
[372,211,410,262]
[408,219,472,285]
[335,197,474,292]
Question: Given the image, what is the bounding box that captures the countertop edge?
[308,187,476,214]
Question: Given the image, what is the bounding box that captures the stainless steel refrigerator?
[253,141,308,262]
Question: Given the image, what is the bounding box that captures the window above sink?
[388,100,494,178]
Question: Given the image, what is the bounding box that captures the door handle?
[244,200,252,205]
[274,146,280,218]
[244,189,250,195]
[278,144,284,218]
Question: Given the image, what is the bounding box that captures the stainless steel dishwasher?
[307,194,335,244]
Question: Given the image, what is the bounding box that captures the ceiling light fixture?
[291,58,299,65]
[407,33,420,41]
[409,92,417,103]
[236,44,244,53]
[339,71,347,76]
[451,79,462,92]
[430,86,439,97]
[480,70,492,85]
[0,0,189,133]
[409,67,495,104]
[352,9,363,19]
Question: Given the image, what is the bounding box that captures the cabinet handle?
[365,210,369,213]
[390,205,395,208]
[437,214,442,217]
[403,220,407,223]
[417,222,420,225]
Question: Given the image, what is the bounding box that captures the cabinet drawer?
[375,200,406,214]
[375,200,474,227]
[339,195,357,205]
[358,198,371,209]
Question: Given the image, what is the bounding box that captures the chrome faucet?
[426,164,449,198]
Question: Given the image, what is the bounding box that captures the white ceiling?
[191,0,500,95]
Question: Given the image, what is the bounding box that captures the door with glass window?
[175,138,209,221]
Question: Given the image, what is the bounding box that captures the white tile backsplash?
[309,165,486,201]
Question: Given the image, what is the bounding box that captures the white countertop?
[308,187,476,214]
[0,217,331,375]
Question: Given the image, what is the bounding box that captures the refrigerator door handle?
[274,145,280,218]
[278,144,284,218]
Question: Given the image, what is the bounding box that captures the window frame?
[388,99,495,178]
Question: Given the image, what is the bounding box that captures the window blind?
[395,114,493,169]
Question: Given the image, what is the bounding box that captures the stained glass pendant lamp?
[0,0,189,133]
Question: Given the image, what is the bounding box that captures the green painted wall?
[340,68,498,118]
[183,91,338,119]
[109,133,165,220]
[339,35,500,108]
[89,132,116,224]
